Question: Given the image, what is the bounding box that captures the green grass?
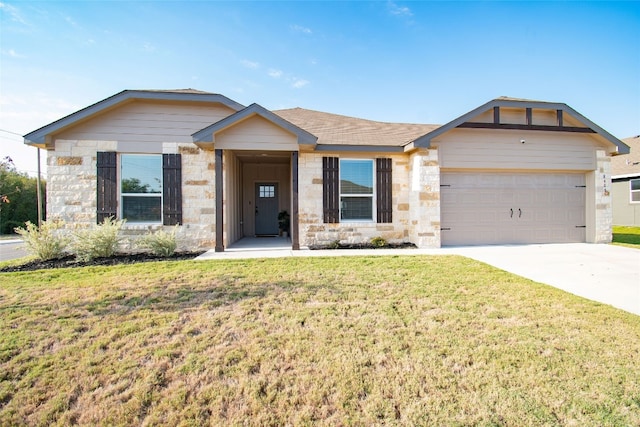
[1,256,639,426]
[612,225,640,248]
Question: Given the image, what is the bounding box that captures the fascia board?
[24,90,245,145]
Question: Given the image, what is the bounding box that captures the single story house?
[23,89,630,251]
[611,135,640,225]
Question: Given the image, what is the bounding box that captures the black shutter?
[163,153,182,225]
[323,157,339,223]
[376,158,392,223]
[96,151,117,223]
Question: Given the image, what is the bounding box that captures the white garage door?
[441,172,586,246]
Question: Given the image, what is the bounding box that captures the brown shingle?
[612,136,640,177]
[274,107,438,147]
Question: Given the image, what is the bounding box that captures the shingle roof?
[273,108,439,147]
[612,135,640,177]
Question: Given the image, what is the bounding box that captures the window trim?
[339,158,375,222]
[120,153,163,224]
[631,178,640,204]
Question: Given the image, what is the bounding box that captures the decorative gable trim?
[413,98,630,155]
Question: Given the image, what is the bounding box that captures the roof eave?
[413,98,630,155]
[23,89,246,146]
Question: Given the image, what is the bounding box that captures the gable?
[414,97,629,156]
[55,100,238,145]
[24,89,245,148]
[214,114,299,150]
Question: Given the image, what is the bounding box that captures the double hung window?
[120,154,162,223]
[340,159,374,221]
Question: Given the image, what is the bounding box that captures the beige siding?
[215,115,298,150]
[471,107,586,127]
[55,101,236,143]
[612,180,640,225]
[224,151,243,245]
[434,128,603,170]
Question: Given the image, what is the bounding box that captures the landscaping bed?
[0,251,204,272]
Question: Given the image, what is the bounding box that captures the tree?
[0,156,43,234]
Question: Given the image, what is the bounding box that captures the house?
[23,89,630,251]
[611,135,640,225]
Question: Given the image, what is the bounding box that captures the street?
[0,241,28,262]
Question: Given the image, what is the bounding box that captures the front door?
[255,183,279,235]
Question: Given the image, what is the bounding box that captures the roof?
[274,108,439,148]
[612,135,640,178]
[193,103,318,146]
[24,89,245,145]
[414,97,630,155]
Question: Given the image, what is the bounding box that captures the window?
[121,154,162,222]
[340,159,374,221]
[259,184,275,198]
[631,179,640,203]
[323,157,392,224]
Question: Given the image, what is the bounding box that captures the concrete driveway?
[448,243,640,316]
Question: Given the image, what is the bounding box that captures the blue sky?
[1,0,639,175]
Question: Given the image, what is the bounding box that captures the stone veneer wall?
[593,149,613,243]
[407,149,441,248]
[46,140,217,251]
[297,151,441,248]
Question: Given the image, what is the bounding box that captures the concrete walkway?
[197,239,640,316]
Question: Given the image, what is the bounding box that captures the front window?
[340,159,373,221]
[121,154,162,222]
[631,179,640,203]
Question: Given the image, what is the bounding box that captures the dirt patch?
[0,251,205,273]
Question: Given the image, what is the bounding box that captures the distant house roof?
[23,89,245,146]
[612,135,640,179]
[274,108,438,150]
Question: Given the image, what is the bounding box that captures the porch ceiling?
[234,150,291,165]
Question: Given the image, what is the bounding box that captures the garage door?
[441,172,586,246]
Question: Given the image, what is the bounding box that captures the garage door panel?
[441,172,585,246]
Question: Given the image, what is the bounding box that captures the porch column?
[215,149,224,252]
[291,151,300,250]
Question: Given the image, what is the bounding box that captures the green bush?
[73,217,125,261]
[14,220,69,260]
[137,226,179,257]
[370,236,387,248]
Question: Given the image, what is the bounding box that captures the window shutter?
[96,151,117,223]
[376,158,392,223]
[323,157,339,223]
[163,153,182,225]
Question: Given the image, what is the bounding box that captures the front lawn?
[612,225,640,248]
[1,256,639,425]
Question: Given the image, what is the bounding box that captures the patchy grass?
[612,226,640,248]
[1,256,639,425]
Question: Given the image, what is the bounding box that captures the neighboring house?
[611,135,640,225]
[23,90,629,251]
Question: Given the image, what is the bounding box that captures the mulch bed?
[309,242,417,250]
[0,251,205,273]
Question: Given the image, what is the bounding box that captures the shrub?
[137,226,179,257]
[327,240,341,249]
[14,220,69,260]
[370,236,387,248]
[73,217,125,261]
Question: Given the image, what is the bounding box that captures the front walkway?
[196,241,640,316]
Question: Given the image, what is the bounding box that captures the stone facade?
[297,152,440,248]
[46,140,219,251]
[593,149,613,243]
